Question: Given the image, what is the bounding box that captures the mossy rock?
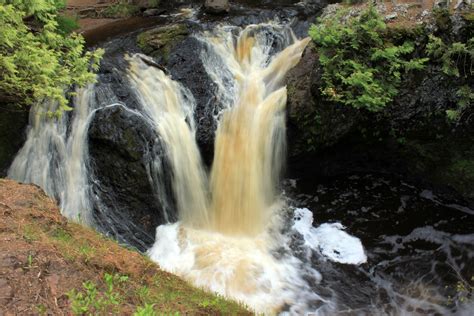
[137,24,189,62]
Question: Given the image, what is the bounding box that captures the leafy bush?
[309,6,427,112]
[56,14,79,35]
[0,0,103,113]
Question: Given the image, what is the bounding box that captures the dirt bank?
[0,179,249,315]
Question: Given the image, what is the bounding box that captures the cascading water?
[8,16,472,315]
[147,24,365,313]
[126,55,210,228]
[207,26,309,235]
[8,86,97,224]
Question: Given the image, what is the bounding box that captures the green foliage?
[56,14,79,35]
[433,8,452,31]
[0,0,103,114]
[309,6,427,112]
[102,2,140,18]
[67,273,129,315]
[133,303,158,316]
[426,35,474,121]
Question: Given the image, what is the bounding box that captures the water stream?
[8,19,473,315]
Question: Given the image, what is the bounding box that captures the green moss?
[433,8,452,32]
[137,24,189,62]
[102,3,140,18]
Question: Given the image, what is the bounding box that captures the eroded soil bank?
[0,179,249,315]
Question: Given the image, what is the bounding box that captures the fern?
[0,0,103,114]
[309,6,427,112]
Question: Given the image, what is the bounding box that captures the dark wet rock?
[165,35,221,164]
[286,42,360,160]
[143,8,165,16]
[0,105,29,177]
[88,105,175,250]
[204,0,230,14]
[137,23,189,62]
[286,6,474,203]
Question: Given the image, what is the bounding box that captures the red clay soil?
[65,0,120,32]
[0,179,249,315]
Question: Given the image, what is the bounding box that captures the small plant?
[36,304,47,315]
[23,225,38,242]
[133,303,157,316]
[137,285,151,303]
[27,254,34,268]
[309,6,427,112]
[67,273,129,315]
[51,227,72,242]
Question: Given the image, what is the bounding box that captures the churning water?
[8,21,473,315]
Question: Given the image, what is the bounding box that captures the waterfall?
[126,55,210,228]
[8,86,97,224]
[148,24,315,314]
[8,21,320,314]
[206,25,311,235]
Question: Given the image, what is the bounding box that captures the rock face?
[165,35,221,164]
[286,5,474,203]
[88,105,176,251]
[137,24,189,63]
[0,105,29,177]
[85,47,178,250]
[204,0,230,14]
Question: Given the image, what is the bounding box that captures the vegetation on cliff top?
[0,0,102,114]
[309,6,427,112]
[309,5,473,119]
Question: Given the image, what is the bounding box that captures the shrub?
[56,14,79,35]
[309,6,427,112]
[0,0,103,114]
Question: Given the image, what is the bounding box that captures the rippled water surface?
[285,174,474,315]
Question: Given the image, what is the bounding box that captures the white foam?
[148,221,323,314]
[292,208,367,265]
[148,208,366,314]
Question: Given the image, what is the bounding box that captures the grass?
[2,179,249,315]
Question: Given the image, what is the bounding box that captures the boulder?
[285,13,474,204]
[143,8,165,16]
[88,105,176,250]
[137,23,189,62]
[204,0,230,14]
